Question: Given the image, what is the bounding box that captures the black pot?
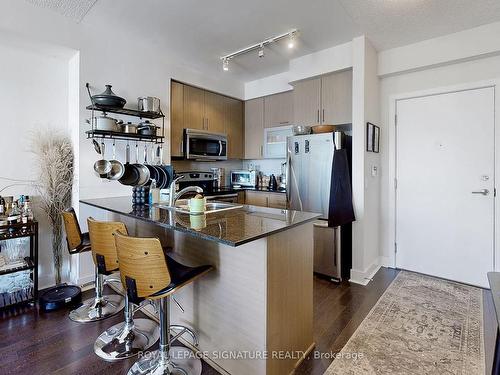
[92,85,126,108]
[137,121,158,136]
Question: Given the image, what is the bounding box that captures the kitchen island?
[80,196,319,375]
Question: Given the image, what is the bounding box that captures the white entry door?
[396,87,495,287]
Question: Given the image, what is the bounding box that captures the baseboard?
[378,255,392,268]
[349,261,381,286]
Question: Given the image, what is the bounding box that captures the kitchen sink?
[155,200,243,214]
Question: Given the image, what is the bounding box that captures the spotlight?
[288,32,295,49]
[222,58,229,71]
[258,44,264,58]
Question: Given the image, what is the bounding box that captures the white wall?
[0,42,75,288]
[0,0,244,286]
[244,41,353,100]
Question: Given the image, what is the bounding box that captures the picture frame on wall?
[373,125,380,153]
[366,122,374,152]
[366,122,380,153]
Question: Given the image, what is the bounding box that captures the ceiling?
[26,0,500,82]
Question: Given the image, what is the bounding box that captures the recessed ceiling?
[25,0,500,82]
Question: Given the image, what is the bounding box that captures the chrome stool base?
[69,294,124,323]
[94,318,160,361]
[127,346,202,375]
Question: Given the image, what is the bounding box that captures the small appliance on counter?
[268,174,278,191]
[210,167,225,189]
[230,170,257,188]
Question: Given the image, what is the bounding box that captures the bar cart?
[0,221,38,308]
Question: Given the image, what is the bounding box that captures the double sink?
[156,199,243,215]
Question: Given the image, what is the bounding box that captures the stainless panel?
[287,133,334,219]
[313,221,341,279]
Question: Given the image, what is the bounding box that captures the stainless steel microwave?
[184,129,227,161]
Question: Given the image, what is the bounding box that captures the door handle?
[472,189,489,196]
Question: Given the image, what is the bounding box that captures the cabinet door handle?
[260,145,263,157]
[266,196,269,207]
[317,110,319,123]
[322,109,325,123]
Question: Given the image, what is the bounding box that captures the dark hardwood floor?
[0,267,495,375]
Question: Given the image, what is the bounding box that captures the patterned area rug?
[325,271,485,375]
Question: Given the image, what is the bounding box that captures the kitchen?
[0,1,498,375]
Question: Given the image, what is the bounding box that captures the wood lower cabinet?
[267,193,287,209]
[244,191,288,209]
[244,98,264,159]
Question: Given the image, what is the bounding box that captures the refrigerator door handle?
[286,149,291,203]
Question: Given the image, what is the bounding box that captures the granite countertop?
[80,196,319,247]
[206,186,287,196]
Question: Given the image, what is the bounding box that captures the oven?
[184,129,227,161]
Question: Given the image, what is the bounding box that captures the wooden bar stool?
[62,209,124,322]
[63,216,125,323]
[114,230,213,375]
[88,218,160,361]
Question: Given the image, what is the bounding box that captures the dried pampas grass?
[31,130,74,285]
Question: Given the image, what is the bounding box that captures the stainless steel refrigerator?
[287,131,354,281]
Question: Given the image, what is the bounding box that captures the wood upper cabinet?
[170,81,184,157]
[170,81,244,158]
[204,91,225,134]
[321,70,352,125]
[244,98,264,159]
[293,70,352,126]
[264,91,293,128]
[293,78,321,126]
[183,85,205,131]
[224,97,244,159]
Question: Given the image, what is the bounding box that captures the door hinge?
[394,242,398,254]
[495,188,497,197]
[395,114,397,126]
[394,178,397,190]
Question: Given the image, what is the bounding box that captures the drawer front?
[267,193,288,209]
[245,191,269,207]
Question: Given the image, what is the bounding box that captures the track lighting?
[288,32,295,49]
[220,29,298,71]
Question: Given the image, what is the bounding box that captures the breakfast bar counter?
[80,196,320,375]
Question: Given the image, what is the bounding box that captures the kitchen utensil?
[154,165,167,189]
[88,84,126,108]
[312,124,337,134]
[137,121,158,136]
[138,96,161,113]
[94,142,112,176]
[143,144,159,184]
[92,139,101,154]
[86,114,119,132]
[292,125,311,135]
[268,174,278,191]
[107,142,125,180]
[119,143,141,186]
[119,121,137,134]
[133,143,150,186]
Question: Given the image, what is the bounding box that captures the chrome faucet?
[168,175,204,207]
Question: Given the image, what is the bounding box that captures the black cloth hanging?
[328,148,355,227]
